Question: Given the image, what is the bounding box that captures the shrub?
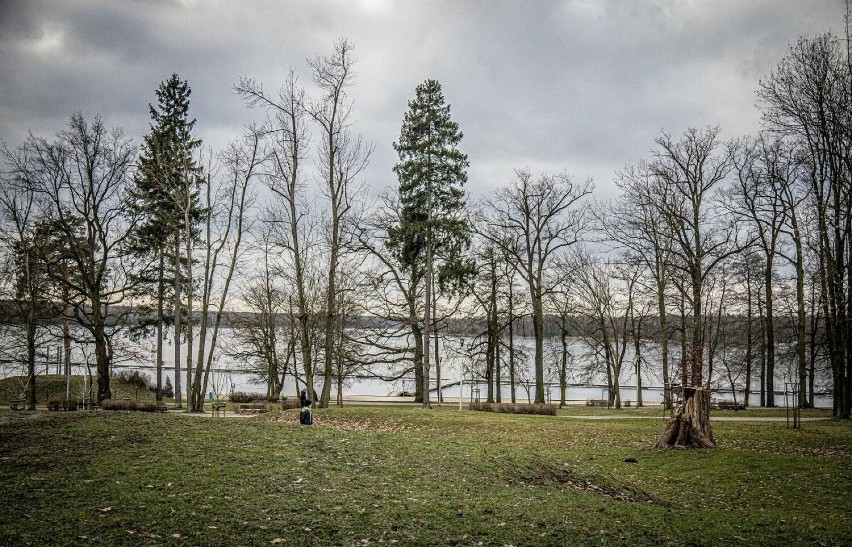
[280,398,301,410]
[162,376,174,398]
[229,391,267,403]
[47,399,78,411]
[468,402,557,416]
[113,370,152,390]
[101,399,167,412]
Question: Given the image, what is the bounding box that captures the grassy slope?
[0,407,849,545]
[0,375,161,403]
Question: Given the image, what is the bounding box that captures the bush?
[101,399,167,412]
[113,370,152,390]
[468,402,557,416]
[162,376,174,398]
[47,399,78,411]
[281,398,301,410]
[229,391,267,403]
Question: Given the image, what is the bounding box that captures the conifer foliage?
[390,79,474,293]
[131,74,203,407]
[390,79,475,406]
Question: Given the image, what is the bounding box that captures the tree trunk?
[508,283,516,404]
[744,274,753,408]
[559,326,568,407]
[93,326,112,404]
[412,321,424,403]
[26,313,36,410]
[321,227,338,407]
[657,276,669,407]
[156,252,164,402]
[532,296,545,404]
[656,387,716,448]
[764,259,776,407]
[173,233,182,409]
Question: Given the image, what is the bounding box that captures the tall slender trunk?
[62,260,72,402]
[156,252,164,402]
[322,222,338,407]
[745,272,754,408]
[488,254,497,403]
[657,276,669,407]
[508,282,516,404]
[173,233,182,409]
[632,311,643,407]
[412,320,424,402]
[532,299,545,404]
[184,194,194,410]
[26,310,36,410]
[433,274,441,404]
[559,324,568,407]
[764,257,776,407]
[422,167,432,409]
[791,218,809,407]
[758,288,766,407]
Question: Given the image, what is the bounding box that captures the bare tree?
[228,223,291,400]
[236,70,319,404]
[758,33,851,418]
[0,164,49,409]
[609,163,676,405]
[651,126,740,448]
[306,38,372,407]
[481,169,592,403]
[14,113,139,403]
[561,251,634,409]
[189,132,260,411]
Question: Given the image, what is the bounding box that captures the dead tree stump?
[656,387,716,448]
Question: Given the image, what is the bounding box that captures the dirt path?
[559,415,831,422]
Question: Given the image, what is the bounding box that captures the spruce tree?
[390,79,475,406]
[131,74,202,407]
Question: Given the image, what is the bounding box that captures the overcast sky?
[0,0,844,199]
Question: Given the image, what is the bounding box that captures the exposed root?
[656,387,716,449]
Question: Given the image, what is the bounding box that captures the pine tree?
[131,74,202,408]
[390,79,475,406]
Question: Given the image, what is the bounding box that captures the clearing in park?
[0,404,850,545]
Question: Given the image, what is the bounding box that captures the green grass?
[0,374,168,404]
[0,407,849,545]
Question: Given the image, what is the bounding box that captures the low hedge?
[229,391,268,403]
[101,399,167,412]
[468,402,557,416]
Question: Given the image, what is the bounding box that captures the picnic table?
[211,401,227,417]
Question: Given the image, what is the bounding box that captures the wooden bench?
[717,401,745,411]
[586,399,609,407]
[211,401,227,417]
[238,403,268,414]
[10,399,27,411]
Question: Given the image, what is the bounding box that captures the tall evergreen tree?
[390,79,475,407]
[132,74,202,408]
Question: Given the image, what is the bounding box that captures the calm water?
[0,326,832,408]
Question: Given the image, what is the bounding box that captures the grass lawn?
[0,406,849,545]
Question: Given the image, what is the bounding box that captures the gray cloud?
[0,0,844,199]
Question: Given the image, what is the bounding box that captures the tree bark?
[156,252,164,402]
[173,233,182,409]
[656,387,716,448]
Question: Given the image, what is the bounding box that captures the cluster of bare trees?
[0,25,849,436]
